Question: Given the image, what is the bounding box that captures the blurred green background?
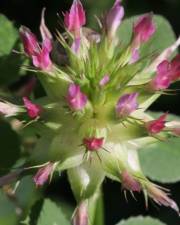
[0,0,180,224]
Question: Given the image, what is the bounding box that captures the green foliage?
[0,15,28,86]
[0,14,18,56]
[16,176,40,213]
[139,137,180,183]
[0,42,29,86]
[37,199,70,225]
[0,190,18,225]
[0,120,21,175]
[116,216,166,225]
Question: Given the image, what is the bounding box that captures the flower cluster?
[1,0,180,223]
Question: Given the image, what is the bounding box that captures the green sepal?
[68,156,105,202]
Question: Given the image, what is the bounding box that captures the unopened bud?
[72,201,88,225]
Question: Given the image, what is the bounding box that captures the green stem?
[88,189,104,225]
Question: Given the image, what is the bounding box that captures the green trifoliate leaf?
[0,14,18,56]
[0,15,28,85]
[15,176,40,211]
[0,120,21,175]
[116,216,166,225]
[37,199,70,225]
[0,41,29,86]
[0,190,19,225]
[139,137,180,183]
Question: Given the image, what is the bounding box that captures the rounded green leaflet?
[139,137,180,183]
[116,216,166,225]
[0,14,18,56]
[0,15,29,85]
[0,191,18,225]
[37,199,70,225]
[139,112,180,183]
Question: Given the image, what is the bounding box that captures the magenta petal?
[20,26,39,56]
[170,54,180,81]
[116,93,139,117]
[76,0,86,25]
[64,0,86,37]
[150,60,171,90]
[99,75,110,86]
[33,163,54,187]
[67,83,87,111]
[83,137,104,151]
[146,113,167,134]
[133,13,156,45]
[32,39,52,71]
[72,202,88,225]
[20,24,52,71]
[23,97,42,119]
[121,171,141,192]
[106,0,124,38]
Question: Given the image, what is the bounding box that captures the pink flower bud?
[99,75,110,87]
[23,97,42,119]
[83,137,104,151]
[33,163,54,187]
[147,184,179,214]
[72,201,88,225]
[67,84,87,111]
[169,54,180,81]
[150,60,172,91]
[133,14,155,46]
[146,113,167,134]
[20,26,52,71]
[121,170,141,192]
[106,0,124,39]
[32,39,52,71]
[116,93,139,117]
[64,0,86,38]
[20,26,39,56]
